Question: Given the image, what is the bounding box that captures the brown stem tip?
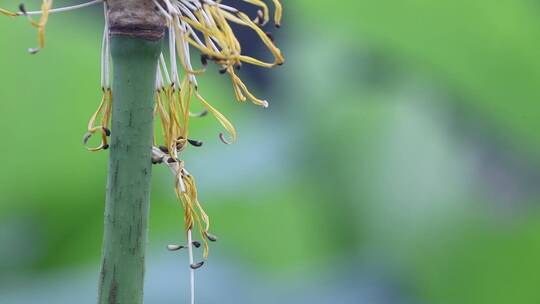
[107,0,166,41]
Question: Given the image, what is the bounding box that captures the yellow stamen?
[27,0,53,50]
[271,0,282,27]
[0,8,17,16]
[85,88,112,151]
[194,90,237,144]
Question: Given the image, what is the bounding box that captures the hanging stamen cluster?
[0,0,52,54]
[1,0,111,152]
[151,51,216,258]
[152,53,224,260]
[150,0,284,261]
[155,0,284,111]
[84,4,112,151]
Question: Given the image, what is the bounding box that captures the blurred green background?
[2,1,540,303]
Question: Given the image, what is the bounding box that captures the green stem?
[98,36,161,304]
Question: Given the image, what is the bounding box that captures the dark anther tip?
[191,109,208,118]
[275,24,281,28]
[205,231,218,242]
[167,157,177,163]
[159,145,169,153]
[188,139,203,147]
[82,132,92,145]
[167,244,184,251]
[190,261,204,270]
[102,144,109,150]
[265,31,275,42]
[200,54,209,66]
[219,67,227,74]
[192,241,201,248]
[103,127,111,136]
[28,48,40,55]
[235,63,242,71]
[18,3,26,14]
[219,133,232,145]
